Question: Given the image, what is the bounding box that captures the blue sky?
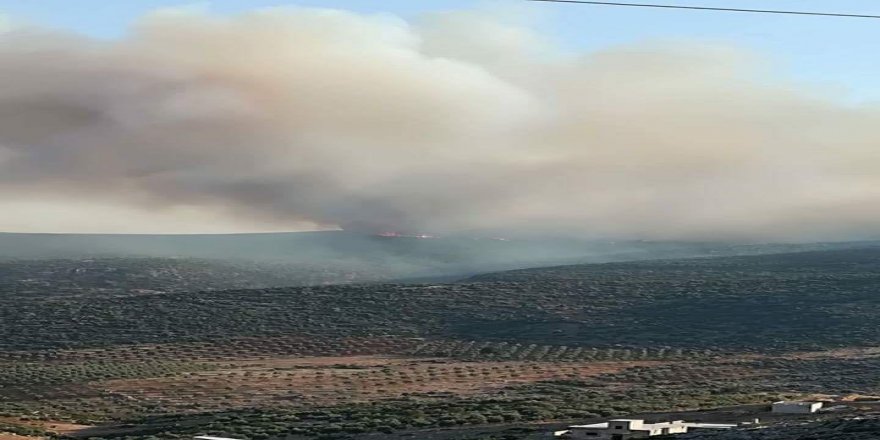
[1,0,878,100]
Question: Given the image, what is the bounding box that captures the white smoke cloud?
[1,6,879,240]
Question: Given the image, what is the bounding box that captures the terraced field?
[2,247,880,439]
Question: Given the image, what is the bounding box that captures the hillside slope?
[4,247,880,352]
[673,415,880,440]
[3,247,880,439]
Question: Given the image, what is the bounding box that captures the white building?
[194,437,244,440]
[555,418,735,439]
[771,401,823,414]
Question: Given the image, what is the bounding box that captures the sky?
[1,1,879,238]
[2,0,878,101]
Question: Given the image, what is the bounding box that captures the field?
[2,246,880,438]
[3,340,878,439]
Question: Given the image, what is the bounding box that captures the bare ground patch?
[0,417,92,435]
[97,355,669,412]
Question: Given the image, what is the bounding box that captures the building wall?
[666,425,689,434]
[567,428,610,439]
[772,402,822,414]
[649,424,688,435]
[567,427,673,439]
[565,420,690,439]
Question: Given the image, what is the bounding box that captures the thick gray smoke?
[1,6,879,240]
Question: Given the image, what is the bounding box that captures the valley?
[2,243,880,438]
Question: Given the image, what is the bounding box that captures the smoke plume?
[1,6,879,240]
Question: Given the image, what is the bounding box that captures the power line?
[527,0,880,19]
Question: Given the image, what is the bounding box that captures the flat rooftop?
[194,436,244,440]
[685,423,736,429]
[568,420,736,431]
[569,422,609,429]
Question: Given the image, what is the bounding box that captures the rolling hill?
[2,231,876,288]
[3,246,880,439]
[4,246,880,352]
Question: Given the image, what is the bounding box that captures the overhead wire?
[526,0,880,19]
